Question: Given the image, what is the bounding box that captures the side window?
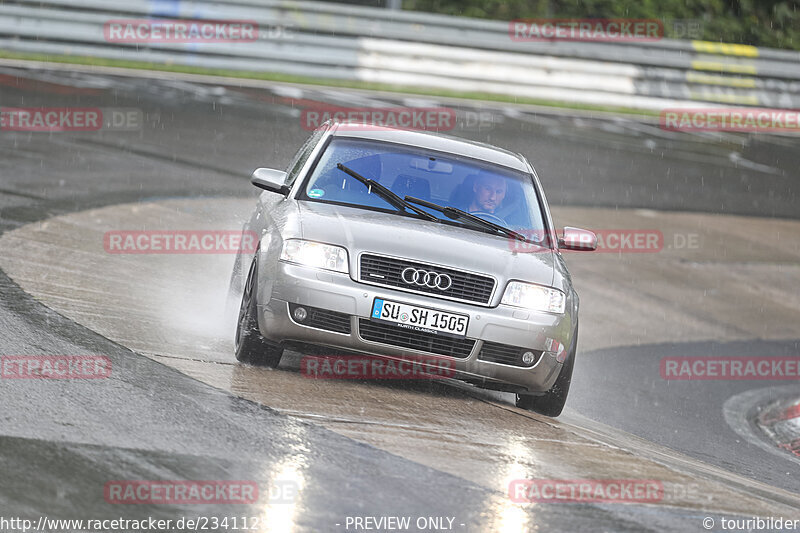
[285,128,325,187]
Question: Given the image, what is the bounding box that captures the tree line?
[402,0,799,50]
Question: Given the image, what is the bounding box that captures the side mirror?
[251,168,290,196]
[559,227,597,251]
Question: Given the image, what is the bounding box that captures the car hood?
[297,201,555,288]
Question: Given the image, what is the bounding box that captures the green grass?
[0,50,660,118]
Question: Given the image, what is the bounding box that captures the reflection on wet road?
[1,66,799,530]
[1,197,798,527]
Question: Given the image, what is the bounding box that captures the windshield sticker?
[308,188,325,198]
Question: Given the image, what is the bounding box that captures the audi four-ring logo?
[401,267,453,290]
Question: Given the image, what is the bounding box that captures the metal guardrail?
[1,0,799,110]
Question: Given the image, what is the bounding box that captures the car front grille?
[289,304,351,334]
[359,254,495,305]
[478,341,542,367]
[358,319,475,358]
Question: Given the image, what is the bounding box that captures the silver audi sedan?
[230,121,596,416]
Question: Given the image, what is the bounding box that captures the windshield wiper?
[404,196,528,243]
[336,164,438,222]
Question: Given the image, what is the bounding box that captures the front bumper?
[257,262,572,394]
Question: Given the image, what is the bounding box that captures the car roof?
[329,123,530,173]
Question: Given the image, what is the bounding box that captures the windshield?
[302,138,546,239]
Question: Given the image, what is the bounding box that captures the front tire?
[516,328,577,417]
[235,255,283,368]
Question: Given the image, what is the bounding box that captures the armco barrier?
[1,0,799,110]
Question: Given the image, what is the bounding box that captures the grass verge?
[0,50,660,118]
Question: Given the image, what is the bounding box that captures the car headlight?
[280,239,349,273]
[501,281,566,314]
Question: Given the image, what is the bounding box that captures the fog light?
[521,351,536,365]
[293,306,308,322]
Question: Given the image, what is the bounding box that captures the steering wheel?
[471,212,507,226]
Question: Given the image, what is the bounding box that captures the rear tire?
[516,328,577,417]
[235,255,283,368]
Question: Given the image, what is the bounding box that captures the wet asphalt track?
[0,65,798,531]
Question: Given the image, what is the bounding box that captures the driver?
[468,173,507,214]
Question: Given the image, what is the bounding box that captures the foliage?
[403,0,800,50]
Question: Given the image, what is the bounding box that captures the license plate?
[370,298,469,338]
